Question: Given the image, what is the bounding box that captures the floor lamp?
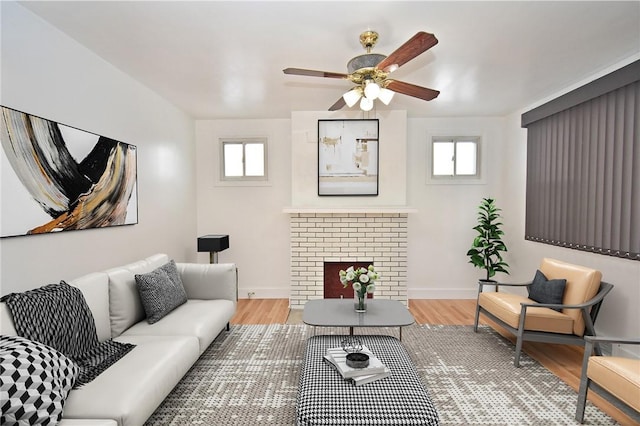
[197,234,229,263]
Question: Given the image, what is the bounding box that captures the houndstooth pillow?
[135,260,187,324]
[0,335,78,425]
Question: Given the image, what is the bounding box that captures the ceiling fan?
[283,30,440,111]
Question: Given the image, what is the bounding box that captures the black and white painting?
[0,106,138,238]
[318,119,379,196]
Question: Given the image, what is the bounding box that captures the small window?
[431,137,480,178]
[220,138,267,181]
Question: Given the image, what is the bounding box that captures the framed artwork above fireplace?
[318,119,379,196]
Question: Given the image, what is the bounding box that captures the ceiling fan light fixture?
[360,97,374,111]
[364,80,381,100]
[378,87,395,105]
[343,88,362,108]
[283,31,440,112]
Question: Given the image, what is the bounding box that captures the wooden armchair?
[576,336,640,423]
[474,258,614,367]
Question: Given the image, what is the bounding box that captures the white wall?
[0,2,197,294]
[406,117,511,298]
[291,110,407,207]
[195,119,291,298]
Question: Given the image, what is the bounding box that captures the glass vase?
[354,290,367,313]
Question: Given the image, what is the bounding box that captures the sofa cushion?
[69,272,111,343]
[106,264,147,338]
[528,269,567,311]
[135,260,187,324]
[1,335,78,425]
[144,253,170,269]
[62,335,199,426]
[478,292,574,334]
[540,258,602,336]
[0,303,17,336]
[121,299,235,354]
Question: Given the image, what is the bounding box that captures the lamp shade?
[360,97,374,111]
[197,234,229,252]
[364,80,381,100]
[378,88,395,105]
[343,88,362,107]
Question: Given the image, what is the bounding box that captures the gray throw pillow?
[528,269,567,312]
[135,260,187,324]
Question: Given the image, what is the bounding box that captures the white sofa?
[1,253,237,426]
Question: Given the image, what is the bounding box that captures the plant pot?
[479,279,498,292]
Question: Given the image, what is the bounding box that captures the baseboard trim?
[240,288,290,299]
[407,288,477,299]
[238,288,478,300]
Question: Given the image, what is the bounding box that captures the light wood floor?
[231,298,638,426]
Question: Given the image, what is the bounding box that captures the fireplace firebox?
[323,261,374,299]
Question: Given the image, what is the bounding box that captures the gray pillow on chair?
[135,260,187,324]
[528,269,567,312]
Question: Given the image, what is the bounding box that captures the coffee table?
[303,298,415,340]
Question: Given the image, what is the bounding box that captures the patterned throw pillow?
[0,335,78,425]
[528,269,567,311]
[135,260,188,324]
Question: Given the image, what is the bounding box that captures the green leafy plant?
[467,197,509,281]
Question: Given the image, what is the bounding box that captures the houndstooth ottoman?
[296,335,439,425]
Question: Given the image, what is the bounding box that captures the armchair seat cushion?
[479,292,574,334]
[588,356,640,412]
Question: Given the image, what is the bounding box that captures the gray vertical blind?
[524,80,639,260]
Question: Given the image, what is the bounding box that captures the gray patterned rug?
[145,324,614,425]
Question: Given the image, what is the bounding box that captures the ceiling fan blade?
[328,96,347,111]
[376,32,438,73]
[283,68,348,79]
[386,80,440,101]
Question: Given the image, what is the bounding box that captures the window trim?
[219,137,268,182]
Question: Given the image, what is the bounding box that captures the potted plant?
[467,197,509,284]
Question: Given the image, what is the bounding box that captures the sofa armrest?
[176,262,237,303]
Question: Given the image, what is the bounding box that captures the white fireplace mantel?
[282,206,418,214]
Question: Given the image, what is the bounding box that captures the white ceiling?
[19,1,640,120]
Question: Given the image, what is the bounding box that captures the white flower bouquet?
[339,265,379,311]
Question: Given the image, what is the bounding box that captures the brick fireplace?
[287,210,410,309]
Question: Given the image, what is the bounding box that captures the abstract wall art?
[318,119,379,196]
[1,106,138,238]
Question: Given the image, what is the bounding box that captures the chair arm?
[584,336,640,345]
[496,281,532,288]
[520,301,590,310]
[176,262,238,303]
[478,281,531,290]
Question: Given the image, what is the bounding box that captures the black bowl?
[346,352,370,369]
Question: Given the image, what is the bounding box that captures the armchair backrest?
[540,258,602,336]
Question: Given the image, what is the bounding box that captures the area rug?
[144,324,614,425]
